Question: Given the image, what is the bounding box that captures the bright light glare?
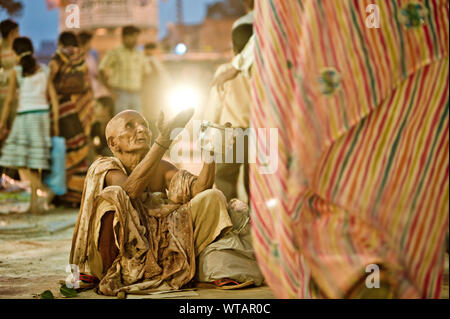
[175,43,187,55]
[168,86,200,113]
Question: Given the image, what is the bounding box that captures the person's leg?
[18,168,29,185]
[18,168,30,184]
[21,167,54,204]
[37,169,55,210]
[98,211,119,275]
[19,169,51,196]
[189,189,233,255]
[23,169,42,214]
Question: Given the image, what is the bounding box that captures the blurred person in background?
[0,19,19,182]
[49,31,94,207]
[141,42,171,144]
[99,25,151,115]
[0,37,59,214]
[0,19,19,137]
[211,0,254,89]
[78,31,113,157]
[205,20,254,203]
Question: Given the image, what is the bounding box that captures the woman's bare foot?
[43,188,55,211]
[35,188,55,212]
[27,200,44,215]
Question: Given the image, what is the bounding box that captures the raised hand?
[157,109,195,140]
[211,67,240,91]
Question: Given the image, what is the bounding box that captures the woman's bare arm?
[191,161,215,197]
[47,73,60,136]
[0,69,17,127]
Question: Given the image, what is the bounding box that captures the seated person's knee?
[193,188,227,203]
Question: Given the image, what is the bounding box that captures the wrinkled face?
[107,111,152,155]
[122,33,139,49]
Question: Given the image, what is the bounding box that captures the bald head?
[105,110,147,141]
[105,110,152,157]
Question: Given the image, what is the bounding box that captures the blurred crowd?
[0,19,174,212]
[0,0,255,214]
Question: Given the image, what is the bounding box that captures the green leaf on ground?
[40,290,54,299]
[60,285,78,298]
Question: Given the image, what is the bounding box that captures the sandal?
[212,278,255,290]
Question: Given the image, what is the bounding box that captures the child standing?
[0,37,59,214]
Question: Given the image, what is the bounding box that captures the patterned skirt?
[0,110,51,170]
[54,90,94,205]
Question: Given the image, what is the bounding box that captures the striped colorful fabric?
[56,98,90,204]
[250,0,449,298]
[50,50,95,205]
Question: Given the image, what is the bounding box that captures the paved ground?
[0,208,274,299]
[0,208,447,299]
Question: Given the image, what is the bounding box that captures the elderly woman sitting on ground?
[69,109,234,296]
